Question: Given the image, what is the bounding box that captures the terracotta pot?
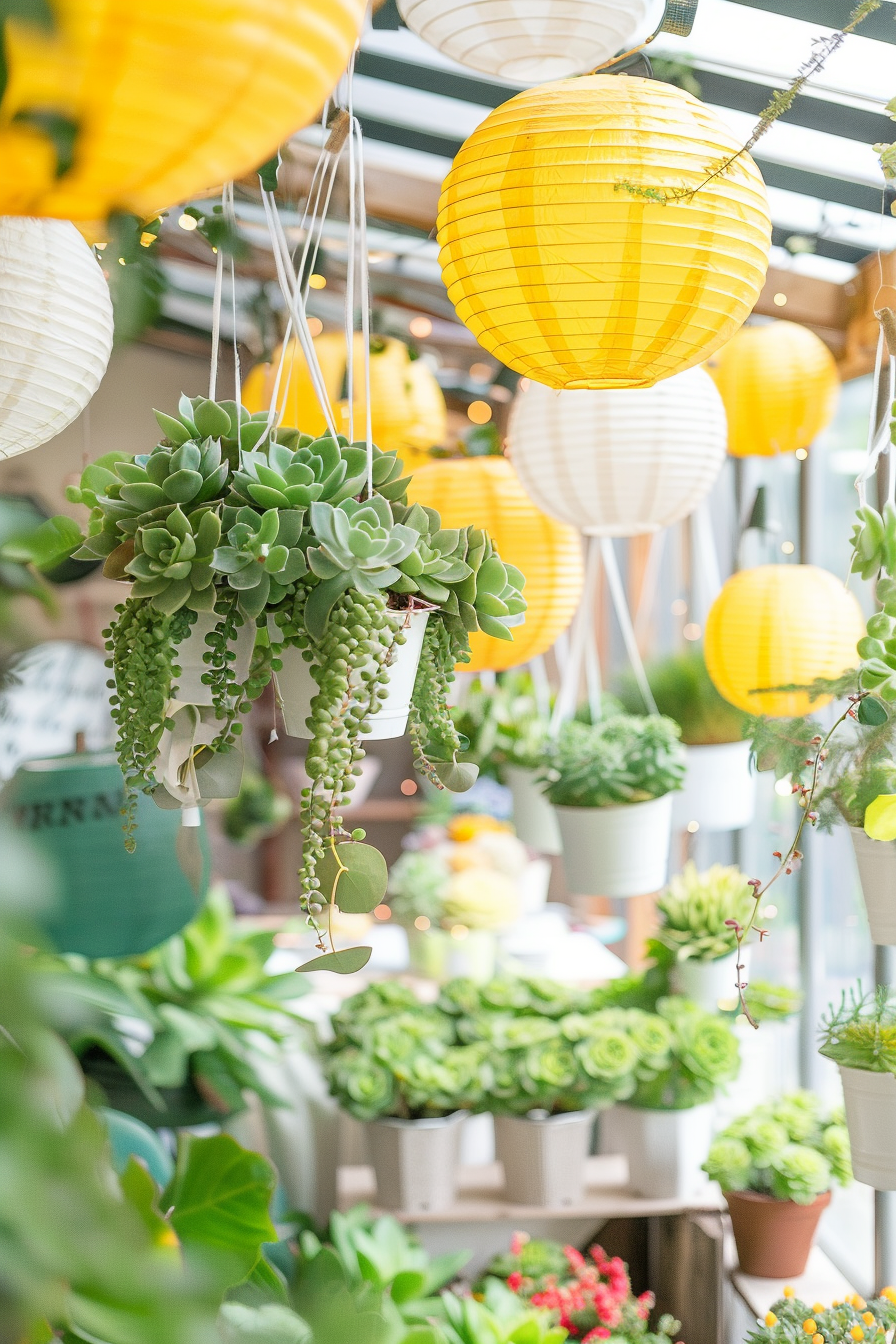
[726,1188,831,1278]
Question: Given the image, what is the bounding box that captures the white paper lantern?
[508,366,727,536]
[397,0,662,82]
[0,218,114,461]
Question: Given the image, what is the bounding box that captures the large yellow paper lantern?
[0,0,366,220]
[409,456,584,671]
[242,333,447,466]
[704,565,864,717]
[437,76,771,390]
[706,320,840,457]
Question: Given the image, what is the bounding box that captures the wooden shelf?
[337,1154,726,1225]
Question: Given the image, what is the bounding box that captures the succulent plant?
[304,496,420,639]
[213,506,307,619]
[155,393,275,465]
[656,862,756,963]
[231,434,369,511]
[704,1092,850,1204]
[122,505,222,614]
[391,502,473,605]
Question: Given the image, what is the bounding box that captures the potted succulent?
[485,1233,680,1344]
[63,395,527,965]
[452,672,561,854]
[38,884,309,1127]
[703,1091,851,1277]
[819,984,896,1188]
[616,650,754,833]
[654,862,756,1010]
[322,981,489,1213]
[541,715,686,897]
[599,997,740,1199]
[747,1291,896,1344]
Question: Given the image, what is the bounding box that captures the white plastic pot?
[839,1065,896,1189]
[670,949,747,1013]
[407,927,497,983]
[505,765,561,855]
[171,610,256,706]
[459,1112,495,1166]
[671,741,756,833]
[494,1110,595,1207]
[555,794,673,897]
[850,828,896,945]
[367,1110,466,1212]
[271,610,429,740]
[599,1102,715,1199]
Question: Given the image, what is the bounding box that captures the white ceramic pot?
[839,1065,896,1189]
[505,765,562,855]
[407,927,497,983]
[670,949,747,1012]
[600,1102,715,1199]
[494,1110,595,1207]
[850,827,896,945]
[555,793,673,897]
[272,610,429,740]
[171,610,256,706]
[459,1112,495,1166]
[367,1110,466,1213]
[671,741,756,833]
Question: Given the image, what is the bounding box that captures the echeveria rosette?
[326,1048,396,1122]
[703,1136,753,1192]
[231,434,369,512]
[656,862,756,964]
[544,715,686,809]
[628,998,740,1110]
[391,503,473,607]
[821,1123,852,1185]
[574,1027,641,1104]
[123,505,221,614]
[768,1145,833,1204]
[156,392,277,467]
[704,1092,851,1204]
[213,506,308,619]
[304,496,420,641]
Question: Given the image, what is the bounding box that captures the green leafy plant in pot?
[653,862,756,1011]
[819,983,896,1189]
[599,997,740,1199]
[703,1091,850,1277]
[616,650,754,833]
[541,714,686,897]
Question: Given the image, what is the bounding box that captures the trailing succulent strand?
[408,618,478,792]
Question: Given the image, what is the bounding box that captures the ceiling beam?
[724,0,896,44]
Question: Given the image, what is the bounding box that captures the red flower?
[564,1245,586,1271]
[583,1330,611,1342]
[510,1231,530,1257]
[507,1272,524,1293]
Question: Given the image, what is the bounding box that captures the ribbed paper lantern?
[409,456,584,670]
[508,366,727,536]
[243,333,447,466]
[707,321,839,457]
[438,76,771,391]
[0,218,113,460]
[704,565,864,717]
[398,0,658,81]
[0,0,365,220]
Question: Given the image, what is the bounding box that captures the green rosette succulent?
[231,434,369,511]
[704,1091,851,1203]
[123,505,221,614]
[155,392,276,465]
[656,862,755,963]
[213,507,307,619]
[521,1038,579,1099]
[703,1136,753,1191]
[326,1048,396,1122]
[574,1027,640,1088]
[769,1145,832,1204]
[391,502,473,606]
[821,1123,852,1184]
[443,526,527,646]
[304,496,420,640]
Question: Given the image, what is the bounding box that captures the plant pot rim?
[554,795,671,815]
[370,1109,468,1129]
[616,1101,714,1114]
[725,1187,833,1210]
[676,949,740,964]
[682,738,748,749]
[497,1108,597,1127]
[839,1063,896,1084]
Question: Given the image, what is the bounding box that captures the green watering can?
[0,751,209,957]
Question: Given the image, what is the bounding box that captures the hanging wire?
[208,239,225,400]
[600,537,659,716]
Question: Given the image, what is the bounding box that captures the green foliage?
[41,885,308,1121]
[614,650,746,746]
[704,1092,850,1204]
[450,671,550,779]
[542,715,686,808]
[655,862,755,962]
[103,213,168,344]
[741,981,803,1023]
[819,983,896,1074]
[222,768,292,847]
[746,1291,896,1344]
[627,998,740,1110]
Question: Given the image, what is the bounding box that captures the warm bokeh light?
[373,904,392,920]
[683,623,702,641]
[307,317,323,336]
[400,778,418,796]
[773,292,788,306]
[450,924,469,940]
[469,362,492,382]
[308,273,327,289]
[178,214,198,231]
[409,315,433,338]
[414,916,431,931]
[467,400,492,424]
[671,598,688,616]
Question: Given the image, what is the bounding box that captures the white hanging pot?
[556,793,673,897]
[839,1065,896,1189]
[850,828,896,945]
[367,1110,466,1213]
[505,765,562,855]
[600,1102,716,1199]
[670,949,747,1013]
[671,742,756,834]
[494,1109,595,1207]
[171,610,256,707]
[271,610,429,741]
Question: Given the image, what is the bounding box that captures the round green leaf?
[433,760,479,793]
[317,842,387,913]
[295,946,372,975]
[858,695,889,726]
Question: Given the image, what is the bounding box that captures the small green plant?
[222,767,293,846]
[704,1092,851,1203]
[542,714,685,808]
[451,670,551,779]
[741,981,803,1023]
[626,997,741,1110]
[655,862,756,963]
[746,1290,896,1344]
[615,650,746,746]
[819,983,896,1073]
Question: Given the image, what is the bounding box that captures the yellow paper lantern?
[706,320,840,457]
[0,0,366,220]
[437,76,771,390]
[242,333,447,466]
[704,565,864,717]
[409,456,585,671]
